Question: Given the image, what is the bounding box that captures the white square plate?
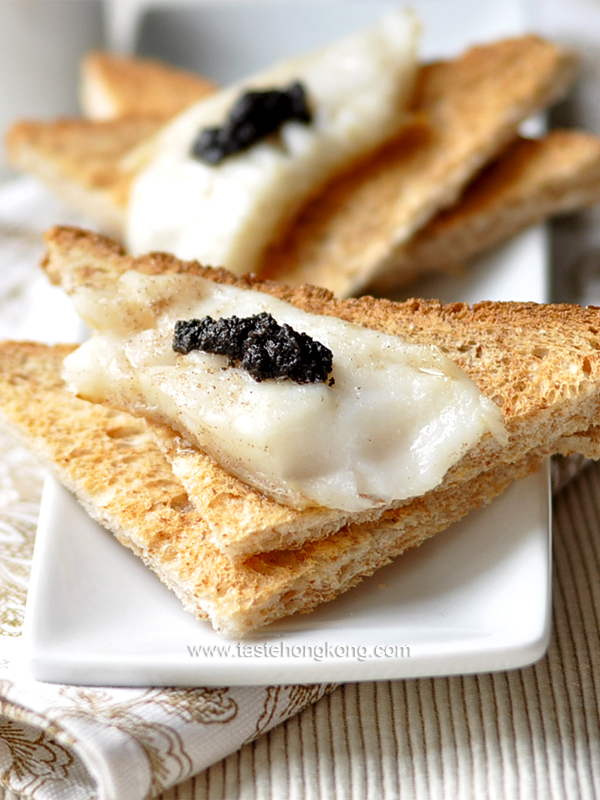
[23,0,552,686]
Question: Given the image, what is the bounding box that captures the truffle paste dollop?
[191,82,312,165]
[173,312,334,384]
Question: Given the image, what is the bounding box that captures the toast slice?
[369,130,600,294]
[0,338,544,636]
[4,116,162,237]
[6,36,580,293]
[80,52,217,121]
[258,35,577,293]
[75,49,600,296]
[41,226,600,563]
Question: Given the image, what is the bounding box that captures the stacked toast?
[6,36,600,296]
[0,226,599,635]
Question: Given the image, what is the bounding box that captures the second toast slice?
[43,226,600,562]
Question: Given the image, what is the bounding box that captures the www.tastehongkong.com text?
[187,641,411,662]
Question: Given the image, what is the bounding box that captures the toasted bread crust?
[260,36,578,293]
[81,52,217,120]
[370,130,600,292]
[41,226,600,562]
[5,117,162,236]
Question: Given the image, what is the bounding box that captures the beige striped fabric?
[149,460,600,800]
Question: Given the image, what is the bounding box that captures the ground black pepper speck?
[173,312,334,384]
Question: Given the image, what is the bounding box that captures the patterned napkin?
[0,178,334,800]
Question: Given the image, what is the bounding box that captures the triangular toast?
[2,226,600,632]
[369,130,600,294]
[6,36,582,294]
[75,49,600,293]
[80,51,217,121]
[257,35,577,293]
[0,338,543,636]
[5,116,162,238]
[41,226,600,565]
